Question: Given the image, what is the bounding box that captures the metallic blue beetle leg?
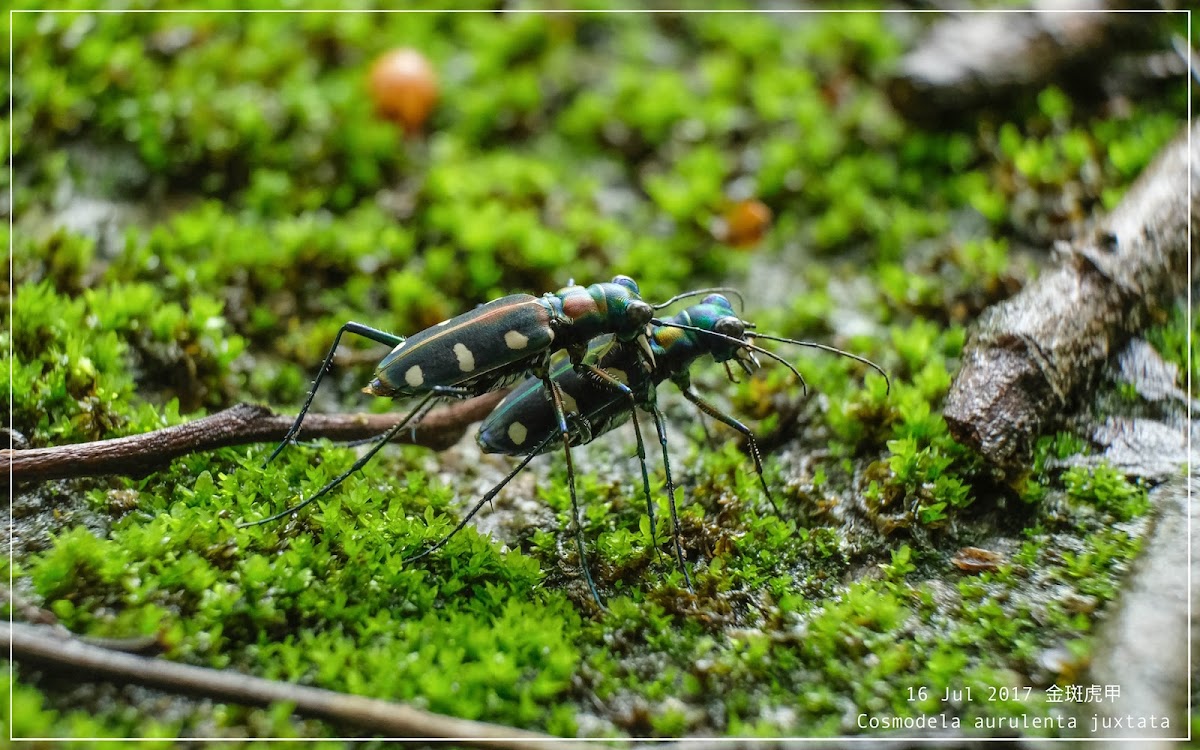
[404,430,558,564]
[241,391,435,528]
[265,322,405,467]
[648,399,694,592]
[545,372,604,609]
[679,384,780,515]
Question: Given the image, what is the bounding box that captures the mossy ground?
[5,5,1190,742]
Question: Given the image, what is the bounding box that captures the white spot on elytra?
[508,421,528,446]
[504,330,529,350]
[436,319,451,326]
[453,342,475,372]
[405,365,424,387]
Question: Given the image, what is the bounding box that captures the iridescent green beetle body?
[470,294,759,593]
[252,279,781,608]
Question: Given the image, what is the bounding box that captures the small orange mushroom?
[368,48,439,135]
[716,199,773,249]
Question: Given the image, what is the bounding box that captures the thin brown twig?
[6,585,166,654]
[6,620,575,747]
[3,391,507,488]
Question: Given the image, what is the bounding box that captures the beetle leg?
[648,397,693,592]
[695,410,716,448]
[564,412,594,446]
[405,394,442,441]
[265,322,404,468]
[575,362,663,570]
[427,384,481,399]
[678,381,780,515]
[291,429,400,451]
[404,430,558,563]
[543,371,604,609]
[242,391,434,527]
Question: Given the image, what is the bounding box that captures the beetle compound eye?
[714,317,745,339]
[702,293,730,307]
[612,275,640,295]
[627,300,654,327]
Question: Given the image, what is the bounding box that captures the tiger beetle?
[405,294,889,605]
[245,275,741,601]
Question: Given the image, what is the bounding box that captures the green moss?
[1033,430,1088,466]
[6,669,179,744]
[6,279,226,444]
[982,90,1181,234]
[1062,464,1150,523]
[22,437,580,730]
[1145,301,1198,383]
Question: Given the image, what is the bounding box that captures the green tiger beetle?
[247,276,739,598]
[404,293,889,605]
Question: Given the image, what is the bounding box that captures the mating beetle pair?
[468,293,889,598]
[250,276,887,607]
[251,276,737,600]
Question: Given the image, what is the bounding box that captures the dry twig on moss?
[943,121,1196,470]
[3,391,507,488]
[6,620,571,747]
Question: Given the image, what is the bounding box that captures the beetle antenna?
[651,319,808,395]
[746,333,891,394]
[652,287,745,312]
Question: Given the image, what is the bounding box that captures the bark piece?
[943,121,1195,471]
